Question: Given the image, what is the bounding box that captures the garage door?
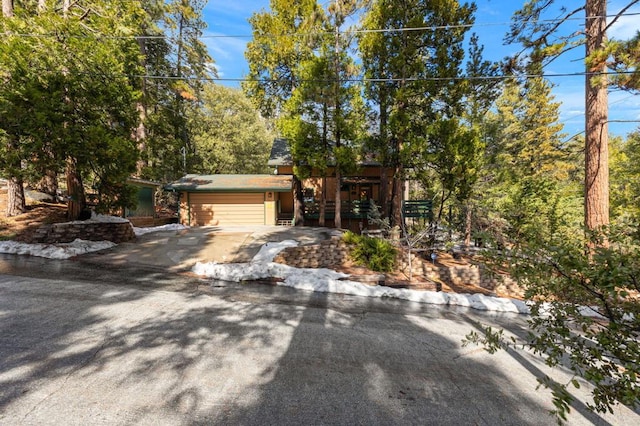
[189,193,264,226]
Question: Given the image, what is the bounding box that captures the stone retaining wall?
[396,249,522,296]
[274,236,522,296]
[273,236,349,269]
[21,221,136,244]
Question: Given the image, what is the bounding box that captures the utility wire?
[2,12,639,40]
[560,94,638,126]
[111,69,637,83]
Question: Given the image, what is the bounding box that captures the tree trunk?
[66,157,85,220]
[319,175,326,227]
[584,0,609,231]
[293,175,305,226]
[2,0,13,17]
[135,101,147,176]
[2,1,19,215]
[464,202,472,247]
[6,176,25,217]
[320,103,328,227]
[5,135,25,216]
[334,169,342,229]
[379,101,390,219]
[36,170,58,198]
[135,37,148,176]
[380,165,389,219]
[35,141,58,197]
[391,164,403,227]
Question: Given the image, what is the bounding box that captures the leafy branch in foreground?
[464,228,640,422]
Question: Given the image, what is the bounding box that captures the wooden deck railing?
[304,200,372,219]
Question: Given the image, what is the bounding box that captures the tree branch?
[604,0,640,34]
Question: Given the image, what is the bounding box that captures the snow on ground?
[0,219,528,314]
[0,239,116,260]
[0,218,185,259]
[193,240,531,315]
[70,212,130,224]
[133,223,187,237]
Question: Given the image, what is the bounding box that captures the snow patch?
[251,240,299,263]
[0,239,116,259]
[68,212,129,224]
[133,223,188,237]
[192,240,531,314]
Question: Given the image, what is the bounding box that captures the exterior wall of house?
[264,191,276,225]
[273,164,396,229]
[125,184,157,218]
[278,191,294,218]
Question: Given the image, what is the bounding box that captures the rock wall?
[273,236,349,269]
[275,237,522,296]
[396,249,522,296]
[21,221,135,244]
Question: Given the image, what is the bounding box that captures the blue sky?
[201,0,640,138]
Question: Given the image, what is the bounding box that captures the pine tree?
[359,0,476,226]
[505,0,637,230]
[244,0,324,225]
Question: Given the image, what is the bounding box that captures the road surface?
[0,254,638,425]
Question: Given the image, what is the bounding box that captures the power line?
[2,12,639,40]
[82,69,637,83]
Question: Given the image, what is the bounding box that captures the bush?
[343,230,396,272]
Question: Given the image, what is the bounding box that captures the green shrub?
[343,231,396,272]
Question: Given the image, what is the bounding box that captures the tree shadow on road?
[0,256,631,424]
[204,292,566,425]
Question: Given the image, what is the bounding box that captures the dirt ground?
[0,203,68,242]
[1,204,517,298]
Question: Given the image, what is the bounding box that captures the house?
[166,138,423,229]
[165,174,293,226]
[268,138,397,231]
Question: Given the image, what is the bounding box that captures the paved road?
[0,256,638,425]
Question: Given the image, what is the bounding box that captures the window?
[303,188,314,203]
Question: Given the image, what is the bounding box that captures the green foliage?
[359,0,478,224]
[343,230,396,272]
[0,1,145,217]
[243,0,322,119]
[366,200,391,234]
[189,83,273,174]
[611,132,640,229]
[1,0,215,217]
[467,228,640,422]
[473,76,581,245]
[609,31,640,93]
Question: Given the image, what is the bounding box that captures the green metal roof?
[165,174,293,192]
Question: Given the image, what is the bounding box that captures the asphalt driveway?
[82,225,341,272]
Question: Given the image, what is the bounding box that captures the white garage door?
[189,193,264,226]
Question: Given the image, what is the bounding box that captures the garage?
[188,192,265,226]
[166,174,293,227]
